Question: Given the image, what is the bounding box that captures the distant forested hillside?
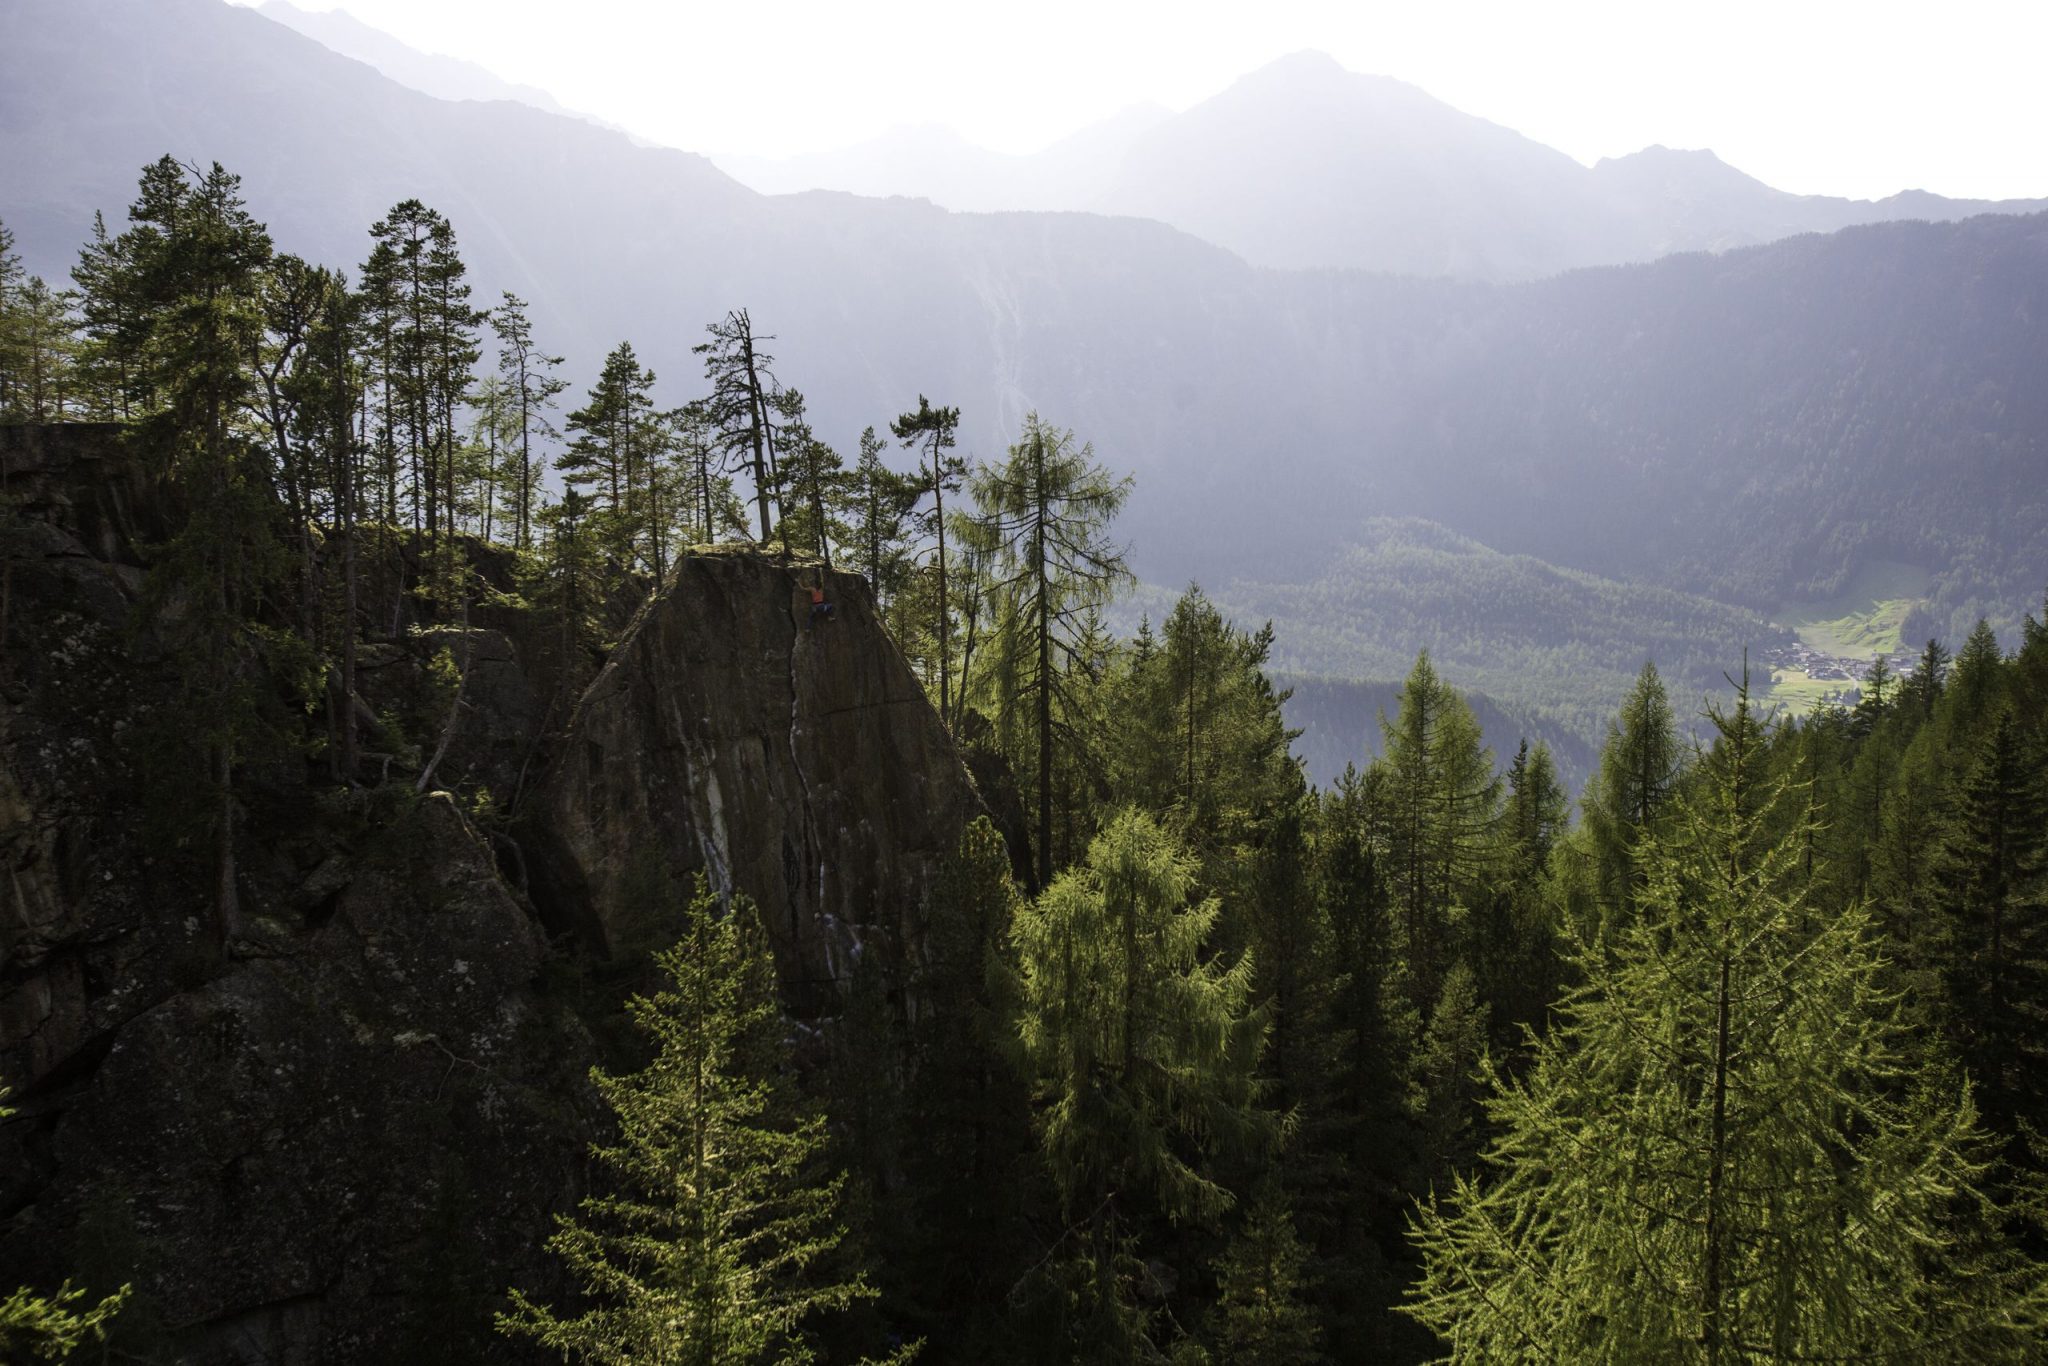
[1280,674,1601,794]
[1130,519,1787,775]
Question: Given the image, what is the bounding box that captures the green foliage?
[487,290,567,552]
[1378,651,1500,1012]
[1011,809,1271,1359]
[962,413,1133,880]
[499,878,901,1365]
[1205,1186,1321,1366]
[559,339,661,580]
[0,1092,130,1362]
[0,1283,130,1363]
[1405,681,2048,1362]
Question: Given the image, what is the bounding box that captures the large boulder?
[532,550,984,1011]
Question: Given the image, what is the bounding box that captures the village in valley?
[1758,639,1917,709]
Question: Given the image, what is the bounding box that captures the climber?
[808,578,835,625]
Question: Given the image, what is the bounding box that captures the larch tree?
[0,1094,129,1362]
[1011,809,1269,1360]
[962,413,1131,885]
[1404,678,2048,1363]
[499,878,904,1365]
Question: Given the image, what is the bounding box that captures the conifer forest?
[4,7,2048,1363]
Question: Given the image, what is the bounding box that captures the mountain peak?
[1229,48,1360,92]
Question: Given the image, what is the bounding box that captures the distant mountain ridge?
[254,0,643,140]
[714,105,1173,213]
[234,10,2048,280]
[723,48,2048,280]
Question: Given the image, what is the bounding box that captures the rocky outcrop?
[533,549,984,1011]
[1,428,986,1359]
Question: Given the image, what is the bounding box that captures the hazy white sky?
[233,0,2048,200]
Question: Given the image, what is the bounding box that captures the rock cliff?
[0,426,985,1361]
[533,550,983,1011]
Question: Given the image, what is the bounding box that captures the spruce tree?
[1205,1185,1322,1366]
[1579,660,1681,930]
[10,276,80,420]
[99,159,285,944]
[499,879,899,1365]
[1405,679,2048,1362]
[772,388,848,565]
[1377,651,1499,1013]
[1936,705,2048,1143]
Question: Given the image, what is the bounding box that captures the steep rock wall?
[1,429,984,1360]
[534,550,983,1009]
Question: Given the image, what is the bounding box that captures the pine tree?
[1405,679,2048,1362]
[891,397,966,726]
[559,340,658,576]
[499,878,900,1365]
[696,309,783,543]
[487,291,566,552]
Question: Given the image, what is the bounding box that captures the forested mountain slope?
[4,0,2044,647]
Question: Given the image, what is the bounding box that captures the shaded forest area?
[4,162,2048,1363]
